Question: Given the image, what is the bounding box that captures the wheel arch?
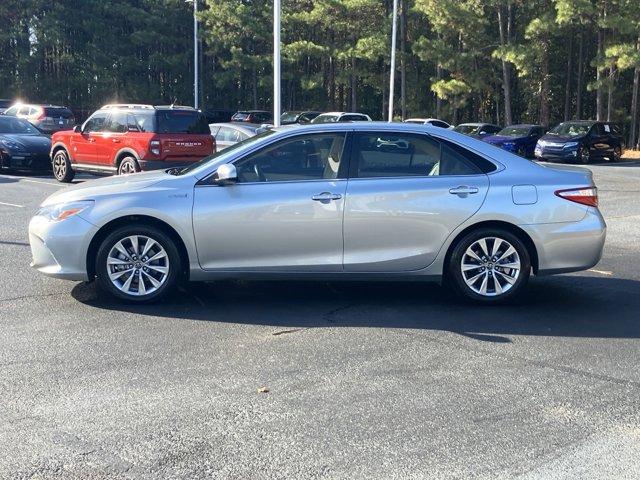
[113,148,140,169]
[443,220,539,275]
[51,142,71,159]
[86,215,190,280]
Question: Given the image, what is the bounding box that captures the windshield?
[311,114,338,124]
[177,129,276,176]
[0,116,40,134]
[549,123,592,137]
[155,110,210,134]
[453,125,480,135]
[280,112,300,123]
[497,126,531,137]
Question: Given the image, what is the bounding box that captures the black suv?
[535,121,623,163]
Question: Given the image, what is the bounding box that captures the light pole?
[273,0,281,127]
[387,0,398,122]
[186,0,199,109]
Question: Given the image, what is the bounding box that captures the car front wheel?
[577,146,590,164]
[448,228,531,304]
[52,149,75,183]
[95,225,180,303]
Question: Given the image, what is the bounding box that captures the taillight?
[149,140,161,155]
[36,107,45,120]
[555,187,598,207]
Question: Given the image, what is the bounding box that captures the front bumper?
[521,208,606,275]
[534,146,579,162]
[29,214,97,281]
[0,152,51,170]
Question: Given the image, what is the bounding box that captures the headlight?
[563,142,579,149]
[36,200,94,222]
[1,139,24,151]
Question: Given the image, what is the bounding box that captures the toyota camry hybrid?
[29,123,606,304]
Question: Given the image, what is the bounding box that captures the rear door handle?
[312,192,342,202]
[449,186,479,196]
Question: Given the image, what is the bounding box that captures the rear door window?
[105,112,128,133]
[352,132,483,178]
[155,110,209,134]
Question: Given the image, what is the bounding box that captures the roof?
[100,104,196,111]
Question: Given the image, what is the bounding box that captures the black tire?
[611,146,621,162]
[95,225,181,303]
[577,145,590,164]
[52,149,75,183]
[117,156,140,175]
[448,228,531,304]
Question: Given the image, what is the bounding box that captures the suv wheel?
[118,156,140,175]
[611,146,621,162]
[577,145,590,164]
[448,228,531,304]
[96,225,180,303]
[52,149,75,183]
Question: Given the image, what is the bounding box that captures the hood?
[483,134,526,145]
[539,133,586,144]
[41,170,170,206]
[0,134,51,153]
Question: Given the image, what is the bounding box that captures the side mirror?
[213,164,237,185]
[73,125,82,133]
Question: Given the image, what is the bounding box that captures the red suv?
[50,104,215,182]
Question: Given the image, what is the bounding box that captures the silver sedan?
[29,123,606,303]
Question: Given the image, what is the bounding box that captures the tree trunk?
[607,63,615,122]
[400,0,407,120]
[539,33,550,127]
[497,3,512,125]
[564,31,573,121]
[631,66,638,148]
[576,27,584,119]
[596,28,604,121]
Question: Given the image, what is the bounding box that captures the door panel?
[70,133,97,163]
[343,175,489,271]
[192,180,346,271]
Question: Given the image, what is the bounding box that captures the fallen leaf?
[257,386,269,393]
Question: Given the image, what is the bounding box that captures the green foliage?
[0,0,638,127]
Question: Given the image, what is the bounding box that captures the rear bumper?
[520,208,606,275]
[138,159,200,171]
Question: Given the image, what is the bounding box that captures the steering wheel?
[253,163,267,182]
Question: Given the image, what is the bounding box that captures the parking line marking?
[588,269,613,276]
[0,201,24,208]
[21,179,64,187]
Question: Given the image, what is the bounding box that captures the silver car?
[29,123,606,303]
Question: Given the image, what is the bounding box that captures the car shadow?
[71,274,640,342]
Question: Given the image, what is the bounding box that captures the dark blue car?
[0,116,52,171]
[482,124,546,158]
[534,121,623,164]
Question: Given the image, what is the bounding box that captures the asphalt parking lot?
[1,162,640,479]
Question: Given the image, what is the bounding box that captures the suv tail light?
[555,187,598,207]
[36,107,45,120]
[149,140,161,155]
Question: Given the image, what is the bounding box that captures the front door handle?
[312,192,342,202]
[449,186,479,196]
[112,138,121,143]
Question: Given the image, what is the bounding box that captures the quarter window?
[353,132,482,178]
[234,133,346,183]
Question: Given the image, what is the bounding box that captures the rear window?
[155,110,209,134]
[44,107,74,118]
[232,112,250,121]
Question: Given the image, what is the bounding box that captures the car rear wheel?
[96,226,180,303]
[118,156,140,175]
[52,149,75,183]
[448,228,531,304]
[611,146,621,162]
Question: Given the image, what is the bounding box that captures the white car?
[404,118,451,129]
[311,112,372,123]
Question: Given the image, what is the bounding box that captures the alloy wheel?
[460,237,521,297]
[106,235,169,296]
[119,159,137,175]
[53,153,66,179]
